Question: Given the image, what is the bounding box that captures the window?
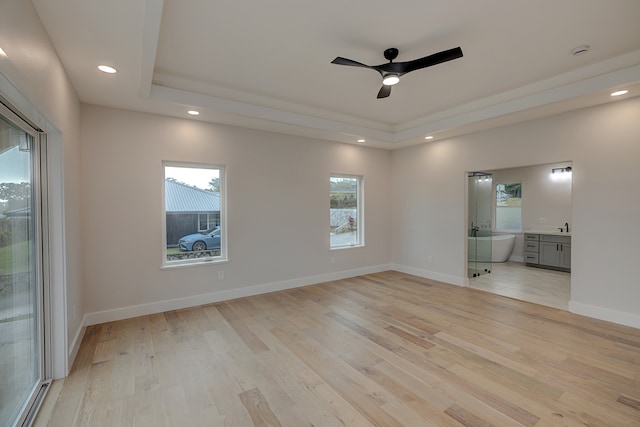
[198,213,218,232]
[163,162,225,265]
[495,182,522,230]
[330,175,363,248]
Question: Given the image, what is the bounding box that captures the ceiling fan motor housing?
[384,48,399,61]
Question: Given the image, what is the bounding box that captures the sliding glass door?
[0,103,48,427]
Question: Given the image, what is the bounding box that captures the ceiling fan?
[331,46,463,99]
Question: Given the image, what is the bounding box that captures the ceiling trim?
[394,62,640,143]
[149,84,396,143]
[135,2,640,149]
[139,0,164,98]
[397,50,640,131]
[148,59,640,148]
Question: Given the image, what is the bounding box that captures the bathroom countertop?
[526,230,572,237]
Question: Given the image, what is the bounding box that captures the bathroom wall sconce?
[552,166,572,174]
[468,172,492,183]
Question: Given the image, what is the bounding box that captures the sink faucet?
[565,222,569,232]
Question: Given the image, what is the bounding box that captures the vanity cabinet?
[539,234,571,270]
[524,234,539,264]
[559,243,571,269]
[525,233,571,272]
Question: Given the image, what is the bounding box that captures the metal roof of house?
[165,180,220,212]
[3,206,31,217]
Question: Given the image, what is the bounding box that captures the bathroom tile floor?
[468,261,570,310]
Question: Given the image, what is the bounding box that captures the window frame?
[162,161,227,268]
[330,174,364,249]
[198,212,216,232]
[494,181,522,232]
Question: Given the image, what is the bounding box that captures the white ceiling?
[33,0,640,149]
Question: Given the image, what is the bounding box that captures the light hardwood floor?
[468,262,571,310]
[36,271,640,426]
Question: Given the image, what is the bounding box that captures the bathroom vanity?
[524,233,571,272]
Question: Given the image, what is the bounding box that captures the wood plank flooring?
[36,271,640,426]
[468,262,570,310]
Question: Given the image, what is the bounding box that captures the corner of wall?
[390,263,467,287]
[65,314,87,377]
[568,301,640,329]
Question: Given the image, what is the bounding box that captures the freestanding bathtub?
[468,234,516,263]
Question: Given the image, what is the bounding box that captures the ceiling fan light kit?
[382,74,400,86]
[331,46,463,98]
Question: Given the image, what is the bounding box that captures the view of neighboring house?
[1,206,30,220]
[165,179,220,247]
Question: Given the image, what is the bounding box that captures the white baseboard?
[389,263,466,287]
[66,316,87,376]
[569,301,640,329]
[84,264,391,326]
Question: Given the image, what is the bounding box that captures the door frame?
[0,96,52,427]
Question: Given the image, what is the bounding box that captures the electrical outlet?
[330,256,336,264]
[218,271,224,280]
[539,217,547,223]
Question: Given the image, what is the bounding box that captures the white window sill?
[330,244,365,251]
[161,257,229,270]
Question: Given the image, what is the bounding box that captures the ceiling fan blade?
[401,47,463,74]
[377,85,391,99]
[332,46,463,98]
[331,57,372,69]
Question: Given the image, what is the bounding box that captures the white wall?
[81,105,391,322]
[391,96,640,327]
[489,162,573,260]
[0,0,83,377]
[490,162,572,232]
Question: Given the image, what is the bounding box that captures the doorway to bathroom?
[466,162,572,310]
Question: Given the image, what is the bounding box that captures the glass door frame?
[467,172,493,278]
[0,98,51,427]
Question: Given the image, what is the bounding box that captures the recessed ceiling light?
[0,47,7,57]
[98,65,117,74]
[425,136,434,140]
[357,139,365,143]
[611,90,628,97]
[187,110,200,116]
